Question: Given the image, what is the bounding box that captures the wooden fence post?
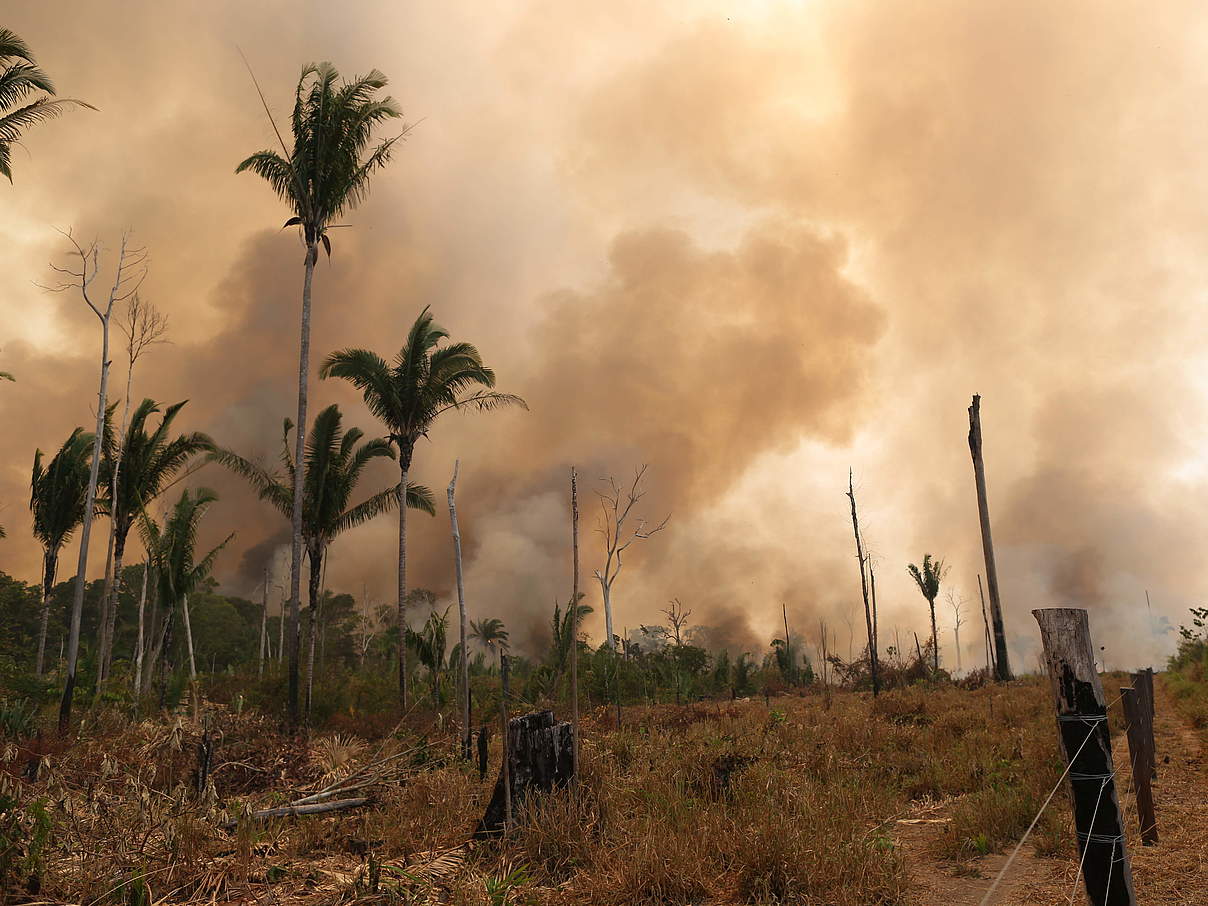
[1133,668,1156,780]
[1119,686,1158,845]
[1033,608,1135,906]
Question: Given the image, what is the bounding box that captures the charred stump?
[475,710,574,837]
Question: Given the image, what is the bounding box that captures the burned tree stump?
[475,710,574,837]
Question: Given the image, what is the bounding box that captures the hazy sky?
[4,1,1206,668]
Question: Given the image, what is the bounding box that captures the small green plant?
[484,863,531,905]
[0,698,37,739]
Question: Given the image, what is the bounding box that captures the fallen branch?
[223,796,369,827]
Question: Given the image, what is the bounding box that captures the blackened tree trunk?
[475,710,575,837]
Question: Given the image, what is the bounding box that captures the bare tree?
[592,466,669,649]
[846,470,880,695]
[45,230,147,732]
[968,395,1012,680]
[662,598,693,647]
[946,588,966,676]
[447,460,471,760]
[97,293,168,683]
[815,619,831,688]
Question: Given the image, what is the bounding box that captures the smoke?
[4,1,1208,669]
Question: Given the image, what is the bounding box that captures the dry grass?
[6,676,1193,905]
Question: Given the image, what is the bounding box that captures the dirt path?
[901,676,1208,906]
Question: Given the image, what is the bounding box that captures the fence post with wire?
[1033,607,1136,906]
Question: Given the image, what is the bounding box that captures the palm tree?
[0,29,94,182]
[469,617,509,655]
[95,399,212,683]
[406,607,450,704]
[321,307,526,707]
[237,61,403,727]
[30,427,94,675]
[906,554,948,672]
[139,488,232,704]
[550,596,593,678]
[210,403,434,718]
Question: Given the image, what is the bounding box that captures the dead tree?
[1033,608,1135,905]
[448,460,471,759]
[46,231,147,732]
[968,395,1012,680]
[475,710,575,837]
[592,466,669,649]
[946,588,966,676]
[846,470,879,695]
[663,598,693,703]
[96,294,168,684]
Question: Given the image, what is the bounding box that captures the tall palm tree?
[210,403,434,718]
[321,307,526,707]
[139,488,232,703]
[906,554,948,672]
[30,427,94,675]
[469,617,509,655]
[95,399,212,682]
[237,61,403,726]
[0,29,94,182]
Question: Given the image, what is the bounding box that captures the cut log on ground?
[475,710,574,837]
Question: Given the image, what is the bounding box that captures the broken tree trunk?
[1033,608,1135,905]
[846,470,880,696]
[1120,686,1158,845]
[475,710,575,838]
[968,395,1012,680]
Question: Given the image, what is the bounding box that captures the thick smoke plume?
[4,1,1208,667]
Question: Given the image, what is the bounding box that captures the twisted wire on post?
[978,689,1128,906]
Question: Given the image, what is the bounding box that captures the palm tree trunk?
[100,528,128,682]
[448,461,470,759]
[305,547,322,724]
[286,243,317,728]
[59,315,111,733]
[100,528,129,683]
[397,451,412,710]
[156,609,174,710]
[259,568,268,678]
[929,599,939,672]
[96,520,118,684]
[35,550,57,676]
[132,559,149,696]
[183,593,197,681]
